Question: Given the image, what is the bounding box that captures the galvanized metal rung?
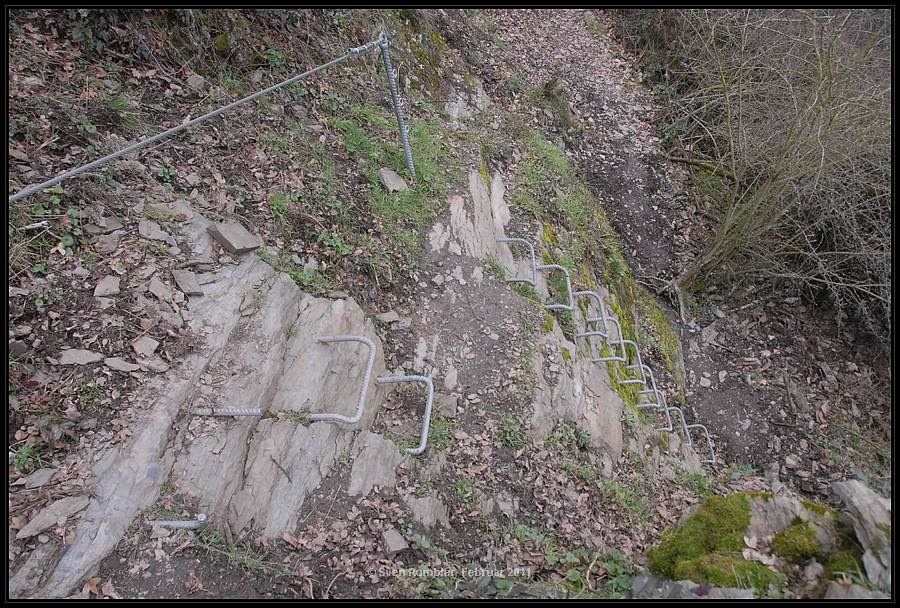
[574,290,610,334]
[375,374,434,455]
[195,407,262,417]
[619,339,647,385]
[309,335,376,425]
[536,264,574,311]
[665,407,693,446]
[149,513,208,530]
[687,424,716,463]
[496,237,537,286]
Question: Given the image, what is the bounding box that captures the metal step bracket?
[375,374,434,455]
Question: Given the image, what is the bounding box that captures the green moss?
[561,347,572,363]
[825,550,863,581]
[541,222,558,247]
[801,498,836,518]
[648,493,751,577]
[543,311,556,333]
[746,491,773,502]
[876,522,891,547]
[673,554,784,595]
[771,519,822,562]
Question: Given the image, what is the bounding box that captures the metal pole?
[379,32,416,180]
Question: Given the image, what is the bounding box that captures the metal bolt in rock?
[496,237,537,286]
[309,335,376,425]
[536,264,574,311]
[375,374,434,455]
[379,32,415,179]
[687,424,716,463]
[150,513,208,530]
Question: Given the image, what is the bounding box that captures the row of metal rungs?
[497,237,715,464]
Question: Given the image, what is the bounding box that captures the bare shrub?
[614,9,891,345]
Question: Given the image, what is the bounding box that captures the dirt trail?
[461,8,891,496]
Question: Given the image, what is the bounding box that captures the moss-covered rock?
[647,493,751,576]
[772,519,823,562]
[672,554,784,595]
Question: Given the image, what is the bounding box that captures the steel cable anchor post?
[379,32,415,180]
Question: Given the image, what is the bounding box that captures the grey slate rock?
[172,269,204,296]
[207,221,262,254]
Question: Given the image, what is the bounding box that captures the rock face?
[348,431,405,496]
[405,493,450,529]
[426,171,547,298]
[35,231,391,597]
[631,574,756,600]
[93,275,120,297]
[172,276,390,540]
[529,323,624,461]
[832,480,891,592]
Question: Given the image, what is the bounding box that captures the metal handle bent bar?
[687,424,716,463]
[536,264,574,311]
[619,339,647,385]
[375,374,434,455]
[496,237,537,286]
[665,407,693,445]
[574,290,609,334]
[309,335,376,425]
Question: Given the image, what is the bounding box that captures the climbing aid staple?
[375,375,434,455]
[309,335,376,425]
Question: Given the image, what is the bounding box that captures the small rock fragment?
[186,74,206,91]
[139,356,170,373]
[434,393,459,418]
[104,357,141,373]
[58,349,104,366]
[382,528,409,555]
[375,311,401,324]
[138,219,172,242]
[207,221,262,254]
[148,277,173,302]
[9,339,27,356]
[93,275,121,297]
[132,336,160,358]
[172,270,203,296]
[699,377,712,388]
[16,495,90,539]
[378,167,409,192]
[25,468,56,489]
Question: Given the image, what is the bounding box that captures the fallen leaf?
[82,576,101,597]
